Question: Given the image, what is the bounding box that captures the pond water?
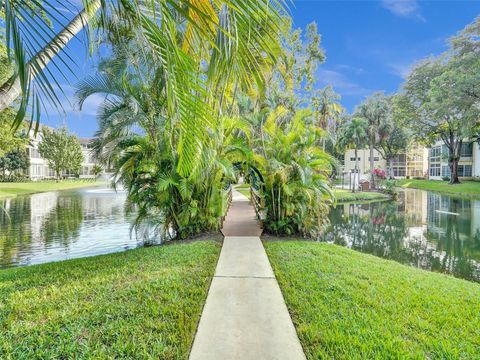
[324,189,480,283]
[0,187,143,268]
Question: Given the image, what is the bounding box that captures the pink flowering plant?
[371,168,386,179]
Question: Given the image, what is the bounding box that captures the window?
[429,146,441,162]
[368,157,380,161]
[460,143,473,158]
[393,167,406,177]
[429,164,441,177]
[29,148,42,159]
[441,166,450,177]
[458,165,472,177]
[350,157,360,161]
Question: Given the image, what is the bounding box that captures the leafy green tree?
[399,17,480,184]
[403,62,479,183]
[0,150,30,178]
[38,128,83,180]
[0,108,28,157]
[337,117,368,192]
[354,93,392,189]
[375,99,409,179]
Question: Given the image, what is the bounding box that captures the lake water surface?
[2,187,480,283]
[0,187,140,268]
[324,189,480,283]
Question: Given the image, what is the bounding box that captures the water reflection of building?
[328,189,480,282]
[29,192,58,239]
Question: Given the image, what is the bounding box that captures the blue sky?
[44,0,480,136]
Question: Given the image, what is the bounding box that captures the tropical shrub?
[253,108,334,238]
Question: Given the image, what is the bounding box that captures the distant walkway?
[189,189,306,360]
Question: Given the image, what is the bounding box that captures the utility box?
[360,179,370,191]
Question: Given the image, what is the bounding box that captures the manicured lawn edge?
[398,179,480,198]
[0,241,221,359]
[0,180,107,199]
[333,188,390,203]
[264,240,480,359]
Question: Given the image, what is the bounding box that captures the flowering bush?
[371,168,386,179]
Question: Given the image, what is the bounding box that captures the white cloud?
[42,83,104,117]
[317,69,371,96]
[381,0,425,21]
[388,62,412,79]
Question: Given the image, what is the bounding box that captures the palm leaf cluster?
[2,0,287,175]
[252,107,334,238]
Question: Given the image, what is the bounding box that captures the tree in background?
[354,93,392,189]
[337,117,368,192]
[400,18,480,184]
[375,97,409,179]
[0,108,28,157]
[311,85,343,151]
[0,150,30,179]
[38,128,83,181]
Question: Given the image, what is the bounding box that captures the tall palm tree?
[354,92,392,189]
[338,117,368,193]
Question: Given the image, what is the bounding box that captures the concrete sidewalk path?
[189,189,306,360]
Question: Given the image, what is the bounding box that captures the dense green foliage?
[398,179,480,198]
[38,128,83,179]
[265,241,480,359]
[253,109,333,237]
[399,17,480,184]
[0,241,220,359]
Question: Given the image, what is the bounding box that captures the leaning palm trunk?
[0,0,100,111]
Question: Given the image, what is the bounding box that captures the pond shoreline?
[0,180,108,199]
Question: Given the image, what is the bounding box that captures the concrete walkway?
[189,189,306,360]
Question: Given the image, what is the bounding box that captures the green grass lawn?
[333,189,389,203]
[265,241,480,359]
[0,180,106,199]
[398,179,480,197]
[235,184,251,199]
[0,241,220,359]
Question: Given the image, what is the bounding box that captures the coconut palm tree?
[337,117,368,193]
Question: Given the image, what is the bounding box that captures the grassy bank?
[0,241,220,359]
[333,189,389,203]
[0,180,106,199]
[235,184,251,199]
[398,179,480,197]
[265,241,480,359]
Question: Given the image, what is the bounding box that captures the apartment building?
[343,146,428,179]
[26,127,100,180]
[427,140,480,180]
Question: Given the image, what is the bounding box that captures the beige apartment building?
[343,146,428,180]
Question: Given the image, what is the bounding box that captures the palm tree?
[2,0,287,175]
[252,107,334,238]
[354,93,392,189]
[338,117,368,193]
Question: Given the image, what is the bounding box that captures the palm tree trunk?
[353,147,359,193]
[369,143,375,189]
[0,1,100,111]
